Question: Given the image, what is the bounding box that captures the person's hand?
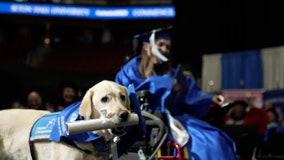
[212,94,225,106]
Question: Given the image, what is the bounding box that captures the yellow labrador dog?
[0,80,131,160]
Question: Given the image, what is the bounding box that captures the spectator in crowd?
[26,90,45,110]
[244,97,268,134]
[263,100,273,111]
[263,100,284,127]
[115,27,237,160]
[265,108,280,136]
[275,107,284,126]
[224,99,268,134]
[55,80,81,111]
[10,99,26,109]
[263,107,284,140]
[223,100,248,125]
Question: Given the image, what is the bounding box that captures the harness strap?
[61,137,93,154]
[29,115,43,160]
[28,114,92,160]
[29,140,36,160]
[29,136,109,158]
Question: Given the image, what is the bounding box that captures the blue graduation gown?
[115,56,238,160]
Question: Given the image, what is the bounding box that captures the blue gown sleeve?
[166,73,214,118]
[115,56,144,88]
[116,59,214,118]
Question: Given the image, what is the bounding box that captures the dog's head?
[79,80,131,139]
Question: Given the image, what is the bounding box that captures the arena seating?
[38,43,132,73]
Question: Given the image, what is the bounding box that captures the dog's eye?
[120,95,126,101]
[101,96,109,103]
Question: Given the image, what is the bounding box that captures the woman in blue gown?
[115,27,238,160]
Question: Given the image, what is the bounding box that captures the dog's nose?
[119,111,129,122]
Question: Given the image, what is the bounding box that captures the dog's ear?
[79,89,100,119]
[123,87,131,110]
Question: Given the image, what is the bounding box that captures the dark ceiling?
[174,0,284,53]
[1,0,284,76]
[173,0,284,75]
[1,0,284,107]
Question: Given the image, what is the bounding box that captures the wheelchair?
[119,90,188,160]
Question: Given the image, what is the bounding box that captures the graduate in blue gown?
[115,26,238,160]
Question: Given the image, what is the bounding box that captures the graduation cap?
[133,26,173,62]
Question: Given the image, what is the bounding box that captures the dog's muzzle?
[111,111,130,136]
[118,111,129,122]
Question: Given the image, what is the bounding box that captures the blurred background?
[0,0,175,107]
[2,1,284,159]
[1,0,284,108]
